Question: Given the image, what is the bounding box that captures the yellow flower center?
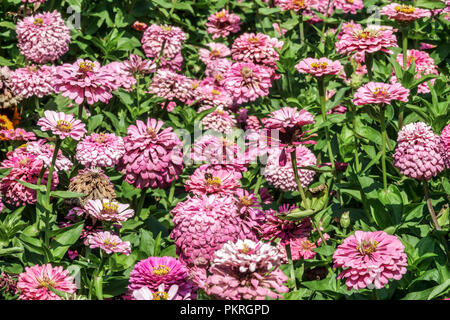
[373,87,387,96]
[293,0,306,7]
[248,37,260,44]
[407,55,416,65]
[311,62,328,69]
[215,11,226,19]
[211,49,221,57]
[357,240,379,255]
[95,133,107,143]
[240,196,254,207]
[205,174,222,187]
[354,29,380,40]
[56,120,72,132]
[79,62,95,73]
[395,5,416,14]
[28,66,38,72]
[214,74,224,81]
[240,67,253,78]
[161,25,173,32]
[19,157,30,166]
[241,243,251,254]
[152,291,169,300]
[33,18,44,25]
[211,89,221,95]
[152,265,171,276]
[192,82,199,90]
[146,127,157,137]
[102,202,118,214]
[301,240,315,250]
[37,276,56,289]
[346,0,354,3]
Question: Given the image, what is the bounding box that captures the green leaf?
[16,180,46,192]
[139,229,154,257]
[428,279,450,300]
[313,245,335,256]
[50,222,84,260]
[49,191,86,199]
[415,0,446,9]
[87,114,104,132]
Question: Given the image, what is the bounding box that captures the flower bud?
[340,211,351,228]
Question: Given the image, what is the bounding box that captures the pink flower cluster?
[9,65,56,98]
[380,3,431,22]
[206,10,241,39]
[76,133,125,168]
[353,82,409,106]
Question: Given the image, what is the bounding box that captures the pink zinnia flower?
[204,59,232,84]
[17,264,76,300]
[394,122,445,180]
[201,108,237,134]
[148,69,194,103]
[170,194,258,270]
[23,139,72,172]
[263,107,315,131]
[37,110,87,140]
[118,118,183,189]
[264,146,317,191]
[101,62,136,92]
[199,43,231,65]
[224,62,273,105]
[185,166,240,196]
[419,42,436,50]
[0,128,36,141]
[206,10,241,39]
[334,0,364,14]
[380,3,431,22]
[231,33,283,67]
[303,0,335,23]
[205,239,289,300]
[76,133,125,168]
[132,21,148,32]
[441,124,450,168]
[54,59,116,105]
[336,25,398,56]
[295,57,343,77]
[353,82,409,105]
[123,54,156,75]
[9,65,55,98]
[197,84,233,110]
[132,284,191,300]
[141,24,186,60]
[279,0,314,11]
[290,237,317,260]
[86,231,131,255]
[16,11,71,64]
[128,256,195,298]
[84,199,134,223]
[333,230,408,290]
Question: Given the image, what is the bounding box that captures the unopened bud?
[350,73,364,89]
[340,211,351,228]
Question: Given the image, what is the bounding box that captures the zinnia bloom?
[141,24,186,60]
[394,122,445,180]
[9,65,56,98]
[353,82,409,105]
[122,54,156,75]
[16,139,72,172]
[128,256,195,298]
[148,69,194,103]
[279,0,314,11]
[17,264,76,300]
[290,237,317,260]
[333,230,408,290]
[0,128,36,141]
[295,57,343,77]
[334,0,364,14]
[54,59,116,105]
[380,3,431,22]
[16,11,71,64]
[132,284,191,300]
[84,199,134,223]
[224,62,273,105]
[37,110,87,140]
[201,108,237,134]
[231,33,283,67]
[86,231,131,255]
[441,124,450,168]
[206,10,241,39]
[185,166,240,196]
[199,43,231,65]
[118,118,183,189]
[76,133,125,168]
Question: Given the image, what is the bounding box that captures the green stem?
[135,188,147,219]
[78,104,83,120]
[423,182,441,231]
[312,219,327,246]
[399,27,408,130]
[365,52,374,81]
[44,139,61,248]
[285,244,298,290]
[168,181,175,205]
[318,77,335,171]
[290,149,307,207]
[379,107,388,192]
[350,104,361,172]
[299,14,304,45]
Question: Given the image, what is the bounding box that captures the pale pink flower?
[263,107,315,130]
[16,11,71,63]
[84,199,134,223]
[17,264,76,300]
[441,124,450,168]
[231,33,283,67]
[201,108,237,134]
[148,69,194,103]
[132,284,191,300]
[141,24,186,60]
[295,57,343,77]
[353,82,409,105]
[333,231,408,290]
[380,3,431,21]
[76,133,125,168]
[101,61,136,92]
[334,0,364,14]
[303,0,335,23]
[206,10,241,39]
[37,110,86,140]
[279,0,315,11]
[9,65,56,98]
[185,166,240,196]
[122,54,156,75]
[19,139,73,172]
[197,84,233,110]
[86,231,131,255]
[224,62,273,105]
[0,128,36,141]
[199,43,231,65]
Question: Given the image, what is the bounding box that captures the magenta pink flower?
[54,59,116,105]
[263,107,315,131]
[333,230,408,290]
[334,0,364,14]
[303,0,335,23]
[0,152,58,206]
[0,128,36,141]
[128,256,195,299]
[205,239,289,300]
[353,82,409,105]
[122,54,156,75]
[206,10,241,39]
[76,133,125,168]
[148,69,194,103]
[394,122,445,180]
[101,62,136,92]
[231,33,283,67]
[17,264,76,300]
[132,284,192,300]
[295,57,343,77]
[16,11,71,63]
[197,84,233,110]
[9,65,56,98]
[419,42,436,50]
[204,59,232,84]
[264,146,317,191]
[380,3,431,22]
[23,140,72,172]
[290,237,317,260]
[37,111,86,140]
[170,194,258,269]
[201,108,237,134]
[441,124,450,168]
[118,118,183,189]
[132,21,148,32]
[224,62,273,105]
[199,43,231,65]
[185,166,240,196]
[141,24,186,60]
[84,199,134,223]
[86,231,131,255]
[336,25,398,56]
[279,0,315,11]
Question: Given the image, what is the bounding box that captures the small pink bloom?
[206,10,241,39]
[295,57,343,77]
[353,82,409,105]
[37,111,86,140]
[380,3,431,22]
[86,231,131,255]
